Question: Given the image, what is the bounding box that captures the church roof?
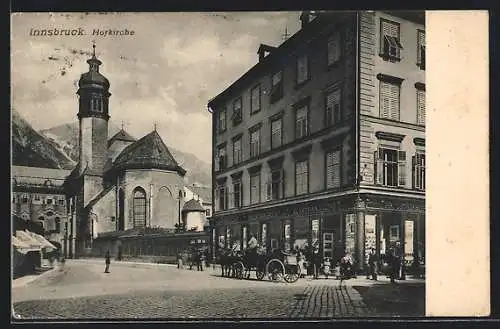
[186,185,212,204]
[85,184,115,210]
[108,129,136,147]
[182,199,205,213]
[113,130,187,175]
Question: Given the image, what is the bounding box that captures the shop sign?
[345,214,356,257]
[364,215,376,263]
[405,220,414,261]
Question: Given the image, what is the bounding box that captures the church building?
[63,45,208,258]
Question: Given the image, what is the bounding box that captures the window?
[380,81,400,121]
[296,54,309,85]
[267,169,284,201]
[217,184,227,211]
[232,97,242,125]
[251,85,261,114]
[327,31,341,65]
[91,98,103,112]
[295,160,309,195]
[295,105,309,139]
[205,209,211,217]
[22,194,28,203]
[133,188,147,228]
[59,198,65,206]
[233,178,242,208]
[413,152,425,190]
[270,70,283,103]
[46,198,53,205]
[218,108,226,133]
[250,129,261,158]
[390,225,400,241]
[326,150,341,189]
[250,173,261,204]
[55,217,61,233]
[34,194,40,201]
[417,89,425,125]
[375,148,407,187]
[417,30,425,70]
[271,117,283,149]
[380,19,403,60]
[326,88,341,126]
[216,144,227,171]
[233,137,242,165]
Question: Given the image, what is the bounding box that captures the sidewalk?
[12,265,60,288]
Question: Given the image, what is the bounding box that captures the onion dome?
[78,44,110,91]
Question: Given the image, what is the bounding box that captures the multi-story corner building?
[12,166,70,250]
[208,11,425,272]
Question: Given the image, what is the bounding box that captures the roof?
[86,184,115,210]
[12,166,71,180]
[186,185,212,203]
[182,199,205,213]
[113,130,187,175]
[108,129,136,147]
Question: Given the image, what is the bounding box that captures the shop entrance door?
[323,233,334,258]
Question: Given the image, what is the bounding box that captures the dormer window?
[380,19,403,61]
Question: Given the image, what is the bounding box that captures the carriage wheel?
[266,259,285,282]
[256,268,265,280]
[283,264,300,283]
[233,261,245,280]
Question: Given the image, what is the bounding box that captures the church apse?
[153,186,178,229]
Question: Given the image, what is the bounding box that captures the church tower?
[76,44,111,205]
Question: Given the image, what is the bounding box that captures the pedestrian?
[104,250,111,273]
[368,247,378,280]
[197,249,204,271]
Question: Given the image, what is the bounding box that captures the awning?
[25,231,57,250]
[12,235,31,249]
[16,230,43,249]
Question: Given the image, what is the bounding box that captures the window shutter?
[417,90,426,125]
[326,89,341,125]
[398,151,407,187]
[380,82,390,119]
[389,84,400,121]
[382,20,399,38]
[412,155,416,189]
[374,150,383,184]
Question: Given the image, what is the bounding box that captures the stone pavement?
[11,259,423,319]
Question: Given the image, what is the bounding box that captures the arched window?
[133,187,147,228]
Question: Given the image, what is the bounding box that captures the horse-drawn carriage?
[218,247,301,283]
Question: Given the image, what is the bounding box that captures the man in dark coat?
[104,251,111,273]
[368,248,378,280]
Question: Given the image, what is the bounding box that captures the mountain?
[40,122,212,187]
[11,109,75,170]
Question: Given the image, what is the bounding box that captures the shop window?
[390,225,400,242]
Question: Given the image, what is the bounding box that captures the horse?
[217,248,239,277]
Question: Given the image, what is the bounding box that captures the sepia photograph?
[10,10,488,321]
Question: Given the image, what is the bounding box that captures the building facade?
[208,11,425,272]
[12,166,70,249]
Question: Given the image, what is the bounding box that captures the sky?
[11,12,301,164]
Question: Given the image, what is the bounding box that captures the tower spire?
[92,41,96,57]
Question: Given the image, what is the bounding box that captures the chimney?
[257,44,277,62]
[300,11,311,28]
[300,10,319,28]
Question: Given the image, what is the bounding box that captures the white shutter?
[417,90,426,125]
[382,20,399,38]
[326,151,341,188]
[389,84,400,121]
[417,30,425,64]
[380,82,391,119]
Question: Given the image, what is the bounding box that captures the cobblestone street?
[12,259,422,319]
